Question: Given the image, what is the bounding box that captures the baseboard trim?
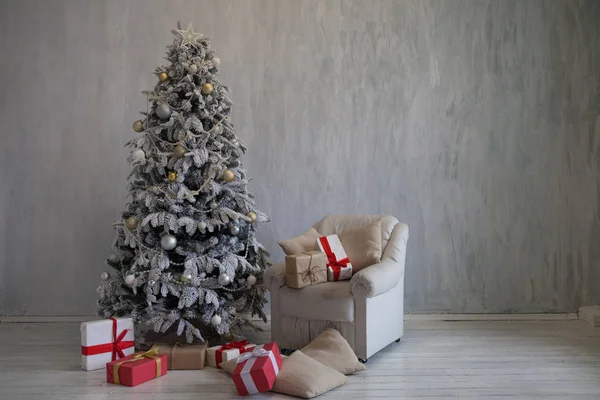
[0,313,577,323]
[404,313,579,321]
[579,306,600,327]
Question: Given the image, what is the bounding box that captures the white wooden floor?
[1,320,600,399]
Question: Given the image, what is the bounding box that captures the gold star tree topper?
[176,23,203,47]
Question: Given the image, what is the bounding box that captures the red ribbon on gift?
[215,340,253,367]
[81,318,134,360]
[319,237,350,281]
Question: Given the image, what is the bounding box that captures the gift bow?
[319,237,350,281]
[299,252,322,284]
[112,347,162,385]
[221,340,248,350]
[236,346,270,364]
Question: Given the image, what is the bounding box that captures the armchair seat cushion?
[280,281,354,322]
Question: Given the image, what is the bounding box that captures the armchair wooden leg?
[358,357,368,364]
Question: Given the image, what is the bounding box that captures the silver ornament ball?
[131,149,145,163]
[124,274,135,286]
[218,273,231,286]
[180,272,193,283]
[211,315,222,326]
[212,57,221,67]
[229,225,240,236]
[156,103,172,120]
[160,234,177,250]
[100,271,110,281]
[198,221,207,232]
[188,64,198,74]
[246,275,257,286]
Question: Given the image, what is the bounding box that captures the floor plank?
[0,320,599,399]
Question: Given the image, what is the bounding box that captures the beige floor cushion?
[300,328,366,374]
[338,220,382,272]
[278,228,322,255]
[271,350,346,398]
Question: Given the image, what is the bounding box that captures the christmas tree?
[97,23,271,343]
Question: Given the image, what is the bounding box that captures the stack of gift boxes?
[80,317,282,395]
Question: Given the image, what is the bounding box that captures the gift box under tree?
[80,317,135,371]
[207,340,256,368]
[107,347,167,387]
[232,342,282,396]
[154,341,207,370]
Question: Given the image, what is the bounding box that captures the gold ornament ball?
[167,171,177,182]
[158,72,168,82]
[173,144,186,158]
[246,211,257,223]
[222,169,235,183]
[124,216,138,230]
[132,120,144,132]
[201,83,214,95]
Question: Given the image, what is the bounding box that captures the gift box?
[285,251,327,289]
[206,340,256,368]
[154,341,207,370]
[81,317,135,371]
[107,347,167,387]
[317,235,353,281]
[232,342,283,396]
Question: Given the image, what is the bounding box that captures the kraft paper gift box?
[154,341,207,370]
[317,235,353,281]
[106,348,167,387]
[80,317,135,371]
[232,342,283,396]
[285,251,327,289]
[206,340,256,368]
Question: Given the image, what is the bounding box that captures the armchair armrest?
[350,259,404,298]
[264,262,286,289]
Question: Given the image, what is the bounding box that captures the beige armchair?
[265,215,409,361]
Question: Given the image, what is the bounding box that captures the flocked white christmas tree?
[97,23,271,343]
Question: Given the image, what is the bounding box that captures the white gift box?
[317,235,353,281]
[206,341,256,368]
[80,317,135,371]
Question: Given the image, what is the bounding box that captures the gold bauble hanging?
[222,169,235,182]
[132,120,144,132]
[124,216,138,230]
[173,144,186,158]
[167,171,178,182]
[246,211,257,223]
[158,72,168,82]
[201,82,214,95]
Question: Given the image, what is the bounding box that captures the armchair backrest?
[312,215,399,259]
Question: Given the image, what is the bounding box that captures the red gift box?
[232,342,282,396]
[106,347,167,387]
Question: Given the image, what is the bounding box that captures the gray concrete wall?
[1,0,599,315]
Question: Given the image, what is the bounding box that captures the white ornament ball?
[229,225,240,236]
[124,274,135,285]
[100,271,110,281]
[188,64,198,74]
[156,103,172,120]
[218,273,231,286]
[246,275,257,286]
[212,57,221,67]
[198,221,207,233]
[131,149,145,163]
[211,315,221,326]
[180,272,193,283]
[160,234,177,250]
